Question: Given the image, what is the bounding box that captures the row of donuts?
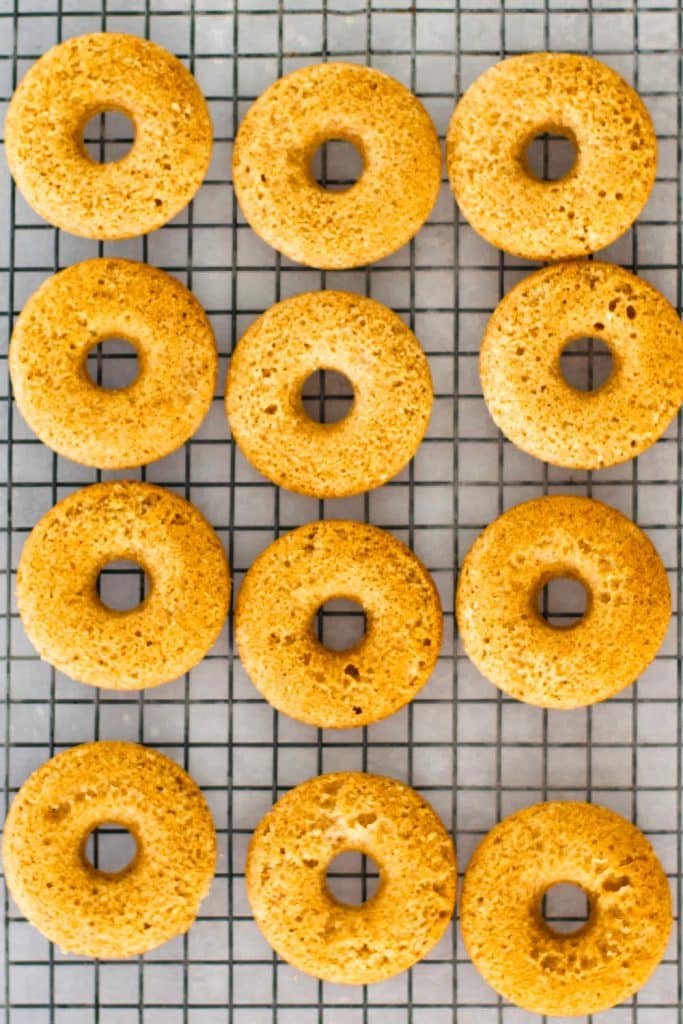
[11,258,683,480]
[3,742,672,1017]
[7,35,656,266]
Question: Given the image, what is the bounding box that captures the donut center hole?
[86,338,140,391]
[326,851,381,905]
[537,576,588,629]
[82,109,135,163]
[314,598,367,652]
[302,370,355,424]
[98,560,150,612]
[84,823,137,874]
[560,337,614,392]
[311,139,364,192]
[524,132,577,182]
[542,883,591,935]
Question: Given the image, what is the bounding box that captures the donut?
[17,481,230,690]
[456,496,670,708]
[226,291,433,497]
[235,520,442,728]
[246,772,456,983]
[480,261,683,470]
[233,63,441,269]
[447,53,657,260]
[10,259,217,469]
[3,741,216,958]
[5,33,212,239]
[460,801,672,1016]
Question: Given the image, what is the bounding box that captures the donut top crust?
[246,772,457,984]
[5,33,212,239]
[447,53,657,260]
[480,260,683,469]
[226,290,433,497]
[10,258,217,469]
[2,741,216,959]
[233,62,442,269]
[460,801,672,1016]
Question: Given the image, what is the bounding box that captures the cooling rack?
[0,0,681,1021]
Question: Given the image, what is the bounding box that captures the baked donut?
[460,801,672,1016]
[235,520,442,728]
[5,33,212,239]
[447,53,657,260]
[480,261,683,469]
[10,259,217,469]
[456,496,670,708]
[246,772,456,984]
[233,62,441,269]
[226,291,432,497]
[17,481,230,690]
[3,741,216,958]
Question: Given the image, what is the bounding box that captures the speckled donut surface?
[5,33,212,239]
[17,482,230,690]
[246,772,456,984]
[3,742,216,959]
[226,291,433,497]
[456,496,670,709]
[233,63,441,269]
[460,801,672,1016]
[235,521,442,728]
[447,53,657,260]
[10,259,217,469]
[480,261,683,470]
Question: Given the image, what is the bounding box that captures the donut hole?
[98,560,150,612]
[542,883,592,935]
[326,851,381,905]
[82,109,135,163]
[524,131,577,182]
[302,369,355,424]
[86,338,140,391]
[536,576,589,629]
[314,598,367,652]
[560,337,614,392]
[84,823,138,874]
[311,138,364,192]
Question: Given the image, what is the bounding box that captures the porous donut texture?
[17,481,230,690]
[481,261,683,470]
[233,62,441,269]
[5,33,212,239]
[235,520,442,728]
[447,53,657,260]
[460,801,672,1016]
[2,742,216,958]
[10,259,217,469]
[456,495,670,708]
[226,291,433,497]
[246,772,457,984]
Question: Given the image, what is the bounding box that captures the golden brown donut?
[480,261,683,470]
[3,742,216,958]
[235,520,442,728]
[10,259,217,469]
[447,53,657,260]
[226,291,433,497]
[456,496,670,708]
[17,481,230,690]
[460,801,672,1016]
[233,62,441,268]
[246,772,457,983]
[5,33,212,239]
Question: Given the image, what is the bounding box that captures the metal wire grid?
[0,1,681,1021]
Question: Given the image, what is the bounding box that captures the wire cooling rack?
[1,1,682,1022]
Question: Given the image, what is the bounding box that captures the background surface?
[0,0,681,1021]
